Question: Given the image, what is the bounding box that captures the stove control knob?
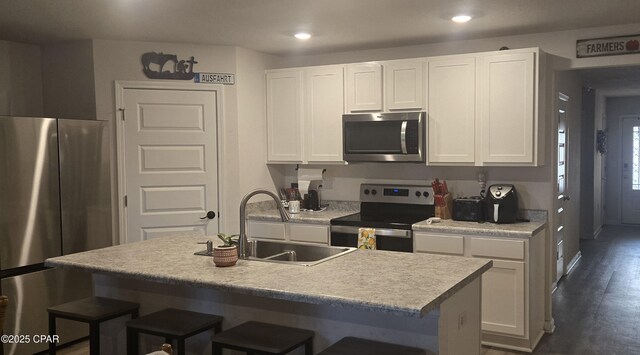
[496,191,502,197]
[364,189,370,195]
[423,191,430,197]
[371,189,377,195]
[497,186,503,190]
[415,191,421,197]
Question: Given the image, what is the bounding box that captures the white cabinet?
[346,63,383,112]
[427,56,476,164]
[305,66,345,162]
[478,52,536,165]
[480,259,526,336]
[247,220,329,245]
[266,66,345,164]
[383,59,425,111]
[266,70,303,162]
[414,232,464,255]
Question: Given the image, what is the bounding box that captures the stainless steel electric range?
[330,184,435,252]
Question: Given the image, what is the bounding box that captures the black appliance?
[342,112,426,162]
[304,190,321,211]
[330,184,434,252]
[453,197,485,222]
[485,184,518,224]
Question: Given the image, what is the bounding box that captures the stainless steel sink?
[247,240,356,266]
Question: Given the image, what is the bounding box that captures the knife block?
[435,193,453,220]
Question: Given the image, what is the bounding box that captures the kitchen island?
[46,234,492,354]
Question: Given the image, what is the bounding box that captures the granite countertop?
[412,210,547,238]
[45,234,491,318]
[246,200,359,225]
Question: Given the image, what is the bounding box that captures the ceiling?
[1,0,639,56]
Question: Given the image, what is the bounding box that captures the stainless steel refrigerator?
[0,116,112,354]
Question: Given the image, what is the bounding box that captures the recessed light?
[451,15,472,23]
[294,32,312,40]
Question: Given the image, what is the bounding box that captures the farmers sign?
[577,34,640,58]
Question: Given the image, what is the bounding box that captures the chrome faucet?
[239,189,290,259]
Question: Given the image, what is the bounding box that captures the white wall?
[280,22,640,70]
[41,40,96,119]
[605,96,640,225]
[579,87,597,239]
[0,40,43,116]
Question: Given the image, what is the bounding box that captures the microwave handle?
[400,121,408,154]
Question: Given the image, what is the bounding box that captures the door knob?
[563,196,571,201]
[200,211,216,220]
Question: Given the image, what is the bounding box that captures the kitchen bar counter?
[45,234,490,318]
[413,210,547,238]
[246,200,358,225]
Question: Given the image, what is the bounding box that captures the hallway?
[484,225,640,354]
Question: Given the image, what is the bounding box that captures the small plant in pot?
[213,233,239,267]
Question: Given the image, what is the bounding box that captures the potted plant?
[213,233,239,267]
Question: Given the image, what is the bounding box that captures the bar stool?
[212,321,314,355]
[126,308,223,355]
[48,296,140,355]
[318,337,430,355]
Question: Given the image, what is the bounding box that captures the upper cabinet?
[266,70,303,162]
[266,65,345,164]
[427,56,477,164]
[346,63,383,112]
[478,52,536,165]
[383,59,425,111]
[305,66,345,163]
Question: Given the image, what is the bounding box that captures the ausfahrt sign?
[577,34,640,58]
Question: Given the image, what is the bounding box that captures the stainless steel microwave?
[342,112,426,162]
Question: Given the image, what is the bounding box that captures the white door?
[346,62,382,112]
[383,59,425,111]
[266,70,304,162]
[122,88,219,243]
[556,93,569,280]
[622,116,640,224]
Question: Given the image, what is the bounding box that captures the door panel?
[123,89,219,242]
[481,259,525,337]
[622,117,640,224]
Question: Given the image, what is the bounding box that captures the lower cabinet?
[414,230,545,352]
[247,220,329,245]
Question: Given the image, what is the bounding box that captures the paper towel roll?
[298,168,324,196]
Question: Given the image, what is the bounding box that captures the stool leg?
[48,314,56,355]
[304,339,313,355]
[177,338,185,355]
[126,328,138,355]
[89,322,100,355]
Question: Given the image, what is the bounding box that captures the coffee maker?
[484,184,518,223]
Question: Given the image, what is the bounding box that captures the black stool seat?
[212,321,314,355]
[48,297,140,355]
[126,308,222,355]
[318,337,430,355]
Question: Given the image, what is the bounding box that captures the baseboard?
[551,282,558,294]
[593,225,603,239]
[544,318,556,333]
[565,251,582,276]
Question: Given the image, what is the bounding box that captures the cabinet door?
[346,63,382,112]
[479,52,535,164]
[305,66,345,162]
[288,223,329,244]
[480,259,525,337]
[247,221,286,240]
[427,57,476,164]
[266,70,303,162]
[383,59,425,111]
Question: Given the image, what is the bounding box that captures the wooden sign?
[194,73,235,85]
[577,34,640,58]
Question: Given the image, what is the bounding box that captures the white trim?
[564,251,582,275]
[544,318,556,333]
[114,80,226,244]
[593,225,603,239]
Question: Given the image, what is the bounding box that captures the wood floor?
[59,225,640,355]
[484,225,640,355]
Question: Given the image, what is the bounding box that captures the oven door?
[342,112,425,162]
[330,225,413,253]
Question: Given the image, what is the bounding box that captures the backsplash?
[283,164,551,211]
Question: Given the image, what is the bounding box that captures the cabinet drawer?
[247,221,286,240]
[288,224,329,244]
[414,233,464,255]
[470,237,524,260]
